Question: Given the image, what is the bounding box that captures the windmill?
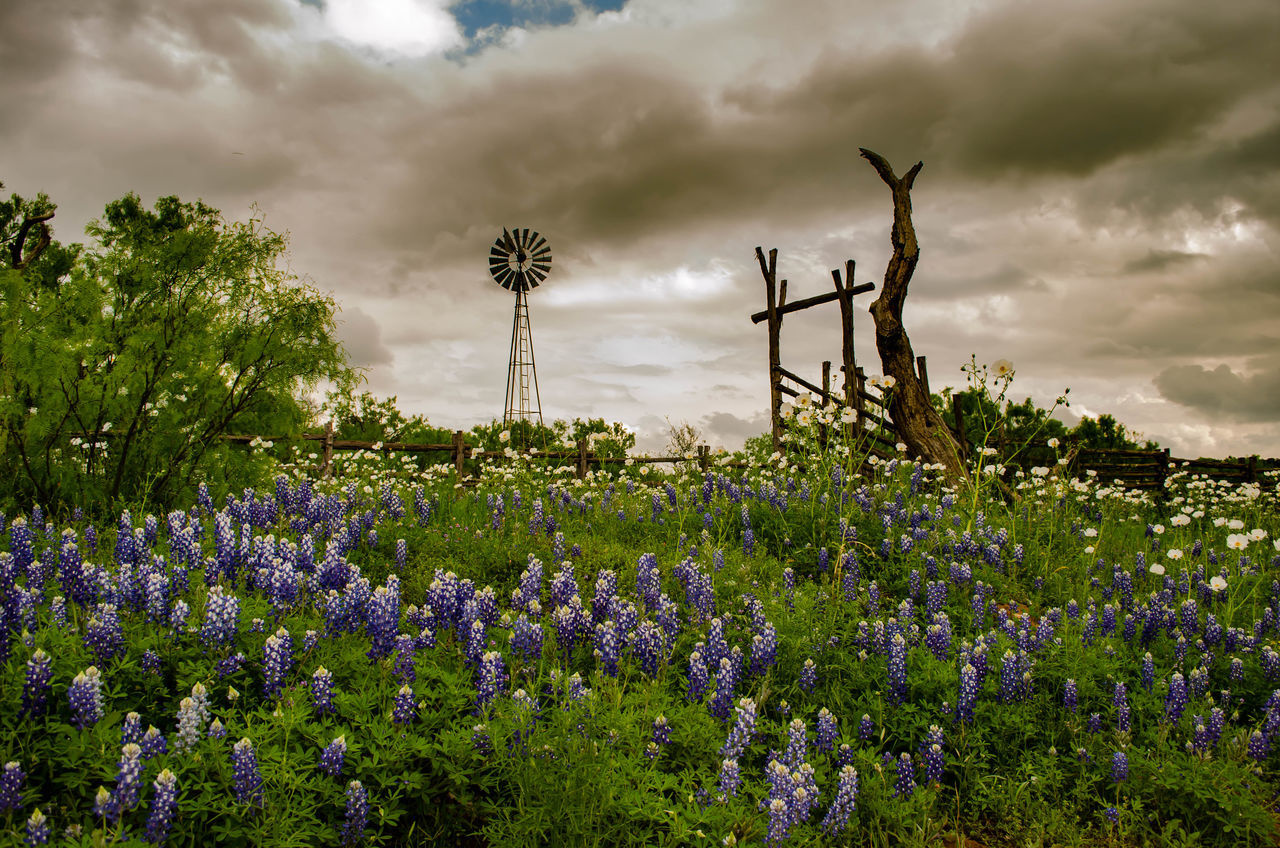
[488,227,552,428]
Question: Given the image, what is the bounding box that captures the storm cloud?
[3,0,1278,457]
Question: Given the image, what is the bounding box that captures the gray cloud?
[1154,356,1280,422]
[335,305,394,367]
[2,0,1278,459]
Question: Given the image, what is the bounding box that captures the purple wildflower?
[67,666,104,729]
[800,658,818,694]
[143,768,178,845]
[1111,751,1128,783]
[0,761,24,812]
[821,766,858,835]
[718,758,741,798]
[646,715,672,760]
[262,628,294,699]
[341,780,368,846]
[1063,679,1078,714]
[887,635,908,704]
[720,698,757,759]
[893,753,916,799]
[25,808,49,846]
[392,684,418,725]
[956,663,978,724]
[1165,673,1189,723]
[311,666,335,716]
[816,708,838,753]
[19,650,52,717]
[140,726,167,759]
[319,736,347,777]
[230,738,264,807]
[475,651,507,714]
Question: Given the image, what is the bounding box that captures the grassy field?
[2,405,1279,847]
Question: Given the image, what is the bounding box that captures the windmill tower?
[488,227,552,427]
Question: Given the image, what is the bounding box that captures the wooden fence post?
[757,247,785,453]
[1247,454,1258,483]
[698,444,710,472]
[320,420,334,478]
[576,438,588,479]
[855,367,867,433]
[453,430,466,477]
[819,360,831,449]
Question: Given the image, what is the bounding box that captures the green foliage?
[0,187,354,514]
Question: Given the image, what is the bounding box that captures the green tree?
[0,189,354,513]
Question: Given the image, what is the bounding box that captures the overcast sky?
[3,0,1278,457]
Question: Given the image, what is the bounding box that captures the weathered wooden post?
[756,247,786,453]
[855,367,868,433]
[320,420,335,479]
[819,360,832,449]
[576,438,588,479]
[453,429,466,477]
[698,444,711,472]
[916,355,930,397]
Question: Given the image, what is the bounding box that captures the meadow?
[2,394,1279,847]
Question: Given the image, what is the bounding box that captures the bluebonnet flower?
[926,613,952,662]
[1141,653,1155,692]
[591,570,618,626]
[1248,729,1270,762]
[765,797,789,845]
[630,620,663,677]
[1166,673,1189,723]
[25,808,49,846]
[341,781,368,846]
[200,587,240,649]
[783,568,795,609]
[392,633,416,684]
[0,761,24,812]
[686,650,709,701]
[708,654,740,720]
[999,650,1024,703]
[121,712,143,746]
[800,658,818,694]
[720,698,757,759]
[867,582,881,617]
[783,718,809,768]
[475,651,507,714]
[718,758,742,798]
[208,718,226,740]
[262,628,293,699]
[68,666,104,729]
[593,620,622,677]
[231,738,263,807]
[704,618,730,671]
[859,714,875,743]
[921,725,946,786]
[1063,679,1078,714]
[174,698,203,753]
[1087,713,1102,734]
[816,708,838,753]
[1111,751,1128,783]
[956,663,978,724]
[894,753,916,798]
[311,667,335,716]
[319,736,346,777]
[472,723,492,755]
[821,765,858,835]
[365,581,401,661]
[1114,682,1130,733]
[634,553,661,612]
[19,650,52,717]
[646,716,672,760]
[747,627,773,681]
[83,604,125,664]
[551,597,587,660]
[140,726,167,759]
[107,743,143,822]
[392,684,418,725]
[887,635,908,704]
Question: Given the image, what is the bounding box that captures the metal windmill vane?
[488,227,551,427]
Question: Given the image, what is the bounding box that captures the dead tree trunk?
[860,148,969,481]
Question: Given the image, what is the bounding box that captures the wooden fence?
[221,423,735,480]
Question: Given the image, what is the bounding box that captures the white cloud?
[322,0,464,56]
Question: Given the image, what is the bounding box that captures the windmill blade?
[527,234,549,257]
[529,264,550,281]
[493,265,515,289]
[502,227,519,257]
[514,269,529,291]
[519,228,532,250]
